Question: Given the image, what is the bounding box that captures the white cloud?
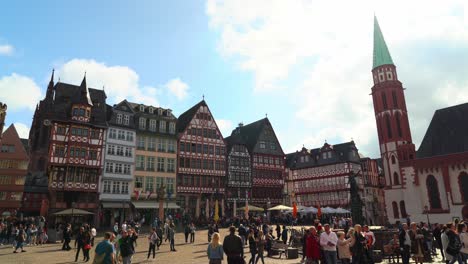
[165,78,189,100]
[207,0,468,157]
[0,44,14,56]
[56,59,159,106]
[216,119,233,137]
[13,122,30,139]
[0,73,42,111]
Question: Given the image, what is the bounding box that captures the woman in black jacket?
[351,224,368,264]
[248,229,257,264]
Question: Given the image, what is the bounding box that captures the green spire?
[373,16,394,69]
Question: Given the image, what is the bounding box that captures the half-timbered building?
[24,72,108,222]
[229,118,285,208]
[129,102,178,222]
[286,142,363,208]
[360,157,386,225]
[371,16,468,223]
[225,129,251,217]
[176,100,226,219]
[0,125,29,216]
[0,102,6,143]
[100,100,136,227]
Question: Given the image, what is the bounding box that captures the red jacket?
[306,234,320,259]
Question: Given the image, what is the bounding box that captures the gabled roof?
[229,118,267,152]
[0,124,29,160]
[417,102,468,158]
[176,100,207,133]
[373,16,394,69]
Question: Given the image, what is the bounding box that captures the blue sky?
[2,0,468,158]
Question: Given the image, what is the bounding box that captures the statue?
[349,171,364,225]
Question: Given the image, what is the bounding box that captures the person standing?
[306,227,321,264]
[113,222,119,235]
[62,224,72,251]
[238,224,247,246]
[351,225,367,264]
[434,224,445,260]
[169,223,176,251]
[223,226,244,264]
[147,228,159,259]
[120,230,135,264]
[30,224,38,246]
[337,231,352,264]
[13,224,26,253]
[320,224,338,264]
[459,223,468,263]
[190,222,196,243]
[94,232,115,264]
[363,225,376,264]
[207,232,224,264]
[184,224,190,243]
[409,222,425,264]
[275,224,281,241]
[255,230,266,264]
[399,223,412,264]
[248,229,257,264]
[82,228,92,262]
[446,222,463,264]
[91,226,97,247]
[281,225,288,244]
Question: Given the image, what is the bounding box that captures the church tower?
[371,16,415,190]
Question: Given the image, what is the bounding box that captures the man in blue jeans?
[319,224,338,264]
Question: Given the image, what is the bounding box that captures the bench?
[271,241,288,259]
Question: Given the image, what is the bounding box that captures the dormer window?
[149,107,154,114]
[139,105,145,112]
[167,109,172,116]
[116,114,123,124]
[158,109,163,116]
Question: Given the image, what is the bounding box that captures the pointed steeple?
[373,16,394,69]
[79,72,93,106]
[46,69,55,101]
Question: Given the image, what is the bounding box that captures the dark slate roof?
[286,141,360,169]
[228,118,267,152]
[417,102,468,158]
[50,82,108,127]
[20,138,30,154]
[176,100,206,133]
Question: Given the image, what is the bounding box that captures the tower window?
[396,114,403,137]
[385,115,393,139]
[382,93,388,110]
[391,155,396,164]
[392,90,398,107]
[387,72,393,80]
[379,73,384,82]
[393,172,400,185]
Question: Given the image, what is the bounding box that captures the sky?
[1,0,468,158]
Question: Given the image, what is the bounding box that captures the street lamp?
[424,205,430,225]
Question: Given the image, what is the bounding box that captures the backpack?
[447,231,462,256]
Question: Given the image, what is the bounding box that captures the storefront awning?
[102,202,131,209]
[132,201,180,209]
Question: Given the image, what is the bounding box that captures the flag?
[145,191,152,199]
[244,199,249,220]
[214,200,219,222]
[134,189,142,200]
[317,203,322,219]
[292,202,297,219]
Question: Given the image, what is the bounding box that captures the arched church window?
[396,114,403,138]
[385,115,393,139]
[392,90,398,107]
[400,200,407,218]
[392,201,400,219]
[391,155,396,164]
[426,175,442,209]
[459,172,468,203]
[393,172,400,185]
[382,93,388,109]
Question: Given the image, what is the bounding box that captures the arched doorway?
[459,172,468,203]
[400,200,407,218]
[426,175,442,209]
[392,201,399,219]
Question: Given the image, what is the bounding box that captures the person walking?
[82,228,92,262]
[94,232,115,264]
[169,223,176,251]
[320,224,338,264]
[446,222,463,264]
[30,224,38,246]
[147,228,159,259]
[207,232,224,264]
[184,224,190,243]
[62,224,72,251]
[223,226,244,264]
[399,223,412,264]
[120,230,135,264]
[281,225,288,244]
[190,222,196,243]
[91,226,97,247]
[75,227,85,262]
[255,230,266,264]
[13,225,26,253]
[238,224,247,246]
[248,229,257,264]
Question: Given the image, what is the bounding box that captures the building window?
[123,164,131,174]
[123,115,130,125]
[392,201,400,219]
[115,163,123,174]
[148,137,156,151]
[139,117,146,129]
[121,182,129,194]
[124,147,132,157]
[396,114,403,138]
[400,200,407,218]
[460,172,468,203]
[158,139,166,152]
[382,93,388,110]
[391,155,396,164]
[393,172,400,185]
[157,158,165,172]
[135,176,143,188]
[117,130,125,140]
[116,114,123,124]
[105,162,114,173]
[159,120,166,133]
[166,178,174,193]
[109,129,116,139]
[270,142,276,150]
[392,90,398,107]
[137,136,145,150]
[126,131,133,141]
[103,180,111,193]
[112,181,121,194]
[385,115,393,139]
[259,141,266,149]
[145,177,154,192]
[57,126,66,135]
[156,177,164,190]
[149,107,154,114]
[168,140,175,153]
[169,122,176,134]
[107,145,115,155]
[146,157,155,171]
[167,158,175,172]
[426,175,442,209]
[139,105,145,112]
[149,119,157,131]
[116,146,124,156]
[136,156,145,170]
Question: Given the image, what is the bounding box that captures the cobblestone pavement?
[0,227,448,264]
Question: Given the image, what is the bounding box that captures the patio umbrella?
[303,206,318,213]
[267,205,293,211]
[237,205,264,212]
[53,208,94,215]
